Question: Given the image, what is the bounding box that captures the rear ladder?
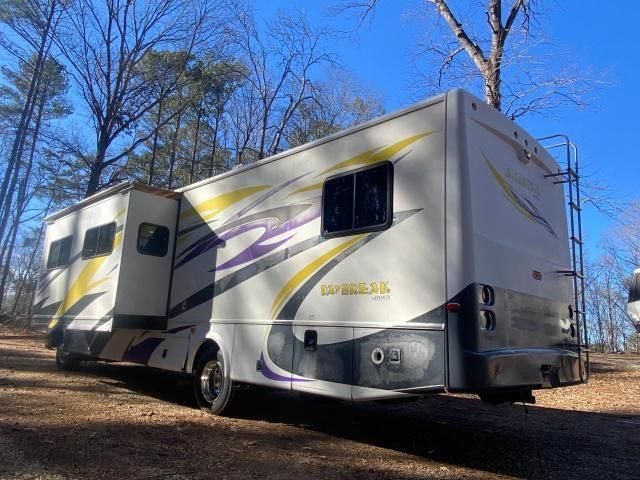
[538,134,589,382]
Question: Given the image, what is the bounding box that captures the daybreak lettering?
[320,281,390,297]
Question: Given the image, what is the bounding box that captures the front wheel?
[55,345,81,370]
[194,348,234,415]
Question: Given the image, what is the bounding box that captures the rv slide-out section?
[34,89,584,413]
[34,183,179,347]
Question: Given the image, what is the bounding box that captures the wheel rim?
[200,360,224,404]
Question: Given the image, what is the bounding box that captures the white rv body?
[628,268,640,323]
[34,90,583,405]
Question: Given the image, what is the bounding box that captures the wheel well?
[192,339,219,373]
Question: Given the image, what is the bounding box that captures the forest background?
[0,0,637,352]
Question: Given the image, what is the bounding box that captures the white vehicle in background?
[33,89,588,415]
[628,268,640,324]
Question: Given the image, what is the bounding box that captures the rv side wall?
[169,98,448,400]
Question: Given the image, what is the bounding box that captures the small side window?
[137,223,170,257]
[322,162,393,237]
[82,222,116,259]
[46,236,73,269]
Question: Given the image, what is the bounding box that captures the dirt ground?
[1,327,639,480]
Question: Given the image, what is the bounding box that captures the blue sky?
[2,1,634,252]
[257,1,639,251]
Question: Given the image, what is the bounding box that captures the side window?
[322,162,393,237]
[82,222,116,259]
[46,236,73,269]
[137,223,170,257]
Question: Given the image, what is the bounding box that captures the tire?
[194,347,234,415]
[55,345,81,371]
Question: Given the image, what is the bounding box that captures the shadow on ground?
[2,337,639,479]
[37,360,640,478]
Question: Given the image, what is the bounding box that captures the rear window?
[82,222,116,259]
[46,236,72,269]
[137,223,170,257]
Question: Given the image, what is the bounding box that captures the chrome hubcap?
[200,360,224,404]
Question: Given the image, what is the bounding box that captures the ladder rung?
[544,168,578,179]
[570,236,583,245]
[557,270,585,279]
[569,201,581,211]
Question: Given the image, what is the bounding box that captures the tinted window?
[137,223,170,257]
[323,175,354,233]
[82,222,116,259]
[322,162,392,237]
[355,166,388,228]
[46,236,72,269]
[630,271,640,303]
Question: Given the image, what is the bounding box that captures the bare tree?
[334,0,593,118]
[228,3,334,162]
[54,0,217,196]
[287,66,384,147]
[0,0,62,237]
[584,202,640,352]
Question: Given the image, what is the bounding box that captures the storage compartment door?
[292,325,353,400]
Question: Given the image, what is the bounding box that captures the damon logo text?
[320,281,391,299]
[503,167,540,196]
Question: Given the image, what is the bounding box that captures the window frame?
[46,235,73,270]
[321,161,394,238]
[82,222,116,260]
[136,222,170,258]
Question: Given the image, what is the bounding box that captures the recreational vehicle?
[33,89,588,414]
[629,268,640,324]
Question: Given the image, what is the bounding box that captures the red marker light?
[446,303,461,312]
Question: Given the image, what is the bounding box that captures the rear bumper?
[446,283,584,394]
[455,347,582,392]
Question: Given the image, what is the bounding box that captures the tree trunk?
[85,158,104,197]
[148,97,164,185]
[0,215,20,311]
[11,225,44,314]
[85,124,112,197]
[0,1,56,216]
[208,115,220,177]
[0,88,46,310]
[168,109,183,189]
[258,105,268,160]
[13,164,60,314]
[0,156,23,249]
[189,110,202,184]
